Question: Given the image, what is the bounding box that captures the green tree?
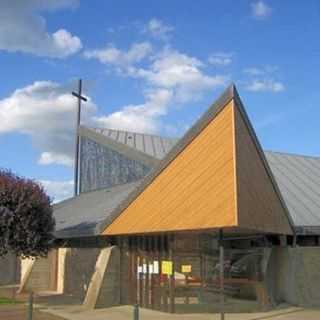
[0,170,55,257]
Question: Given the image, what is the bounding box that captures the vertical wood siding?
[104,101,237,234]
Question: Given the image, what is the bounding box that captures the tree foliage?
[0,169,55,257]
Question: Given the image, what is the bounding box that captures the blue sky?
[0,0,319,201]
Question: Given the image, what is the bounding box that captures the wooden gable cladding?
[102,85,293,236]
[233,101,293,234]
[104,100,238,235]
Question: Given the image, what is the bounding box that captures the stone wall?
[0,253,19,285]
[267,247,320,307]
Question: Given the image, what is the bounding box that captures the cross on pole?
[72,79,87,196]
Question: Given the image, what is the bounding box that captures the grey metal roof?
[265,151,320,233]
[53,181,141,238]
[91,127,178,160]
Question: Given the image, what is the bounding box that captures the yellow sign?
[181,265,192,273]
[161,260,173,275]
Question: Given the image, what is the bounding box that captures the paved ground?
[41,305,320,320]
[0,304,66,320]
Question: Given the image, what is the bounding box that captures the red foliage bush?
[0,169,55,257]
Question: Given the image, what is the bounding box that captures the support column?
[156,235,161,310]
[138,237,143,307]
[219,229,225,320]
[162,234,168,312]
[144,236,150,308]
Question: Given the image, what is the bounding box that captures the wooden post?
[145,236,150,308]
[119,237,123,304]
[156,235,161,310]
[293,234,297,247]
[169,234,175,313]
[162,234,168,312]
[150,236,155,309]
[185,273,189,304]
[219,229,225,320]
[138,237,143,307]
[132,237,138,305]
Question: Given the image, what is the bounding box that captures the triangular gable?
[101,85,293,236]
[233,92,293,234]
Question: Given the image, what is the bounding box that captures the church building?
[15,85,320,313]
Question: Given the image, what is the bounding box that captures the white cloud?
[130,49,228,103]
[254,113,283,129]
[38,151,73,166]
[84,42,152,69]
[244,65,285,93]
[0,81,96,166]
[246,79,285,92]
[208,53,233,66]
[144,18,174,40]
[0,0,82,57]
[90,47,228,133]
[40,179,74,203]
[251,1,272,19]
[243,67,265,76]
[94,89,173,133]
[244,66,278,75]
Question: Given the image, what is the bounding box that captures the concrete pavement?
[40,304,320,320]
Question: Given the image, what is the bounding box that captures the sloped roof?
[265,151,320,234]
[53,181,141,238]
[53,85,320,238]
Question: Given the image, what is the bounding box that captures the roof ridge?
[79,126,159,167]
[88,126,178,141]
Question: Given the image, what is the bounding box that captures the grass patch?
[0,297,21,305]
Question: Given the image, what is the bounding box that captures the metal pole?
[28,291,33,320]
[134,303,139,320]
[219,229,225,320]
[72,79,87,196]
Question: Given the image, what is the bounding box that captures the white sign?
[153,261,159,274]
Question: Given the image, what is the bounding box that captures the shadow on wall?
[64,248,101,301]
[267,247,320,308]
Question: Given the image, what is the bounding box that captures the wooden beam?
[169,234,175,313]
